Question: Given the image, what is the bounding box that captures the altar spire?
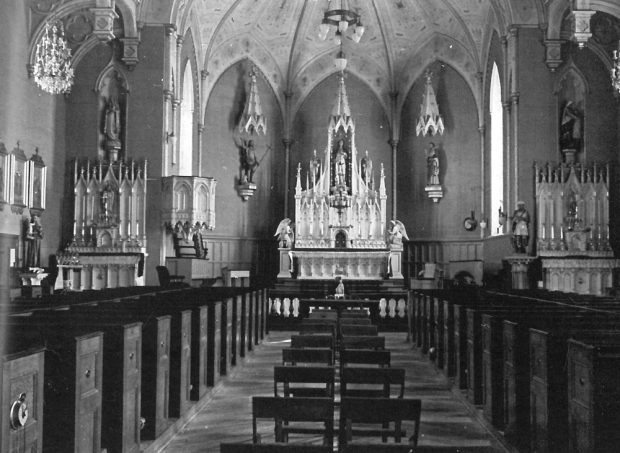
[329,73,355,133]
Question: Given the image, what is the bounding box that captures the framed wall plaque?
[10,144,27,207]
[28,148,46,213]
[0,142,9,205]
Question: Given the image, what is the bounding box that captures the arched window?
[489,63,504,235]
[178,61,194,175]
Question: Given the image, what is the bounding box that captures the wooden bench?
[339,397,421,448]
[340,445,495,453]
[341,335,385,350]
[340,349,391,368]
[282,348,333,366]
[252,396,334,445]
[340,324,378,337]
[273,365,335,398]
[221,443,332,453]
[341,367,405,398]
[290,334,335,351]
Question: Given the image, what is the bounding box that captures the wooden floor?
[158,332,510,453]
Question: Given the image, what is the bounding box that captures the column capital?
[388,139,399,148]
[164,24,177,36]
[201,70,209,80]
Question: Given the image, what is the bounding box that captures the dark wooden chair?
[290,335,335,351]
[221,443,332,453]
[339,397,421,448]
[273,365,335,398]
[155,265,185,287]
[341,335,385,350]
[340,349,390,368]
[252,396,334,445]
[282,348,333,366]
[341,367,405,398]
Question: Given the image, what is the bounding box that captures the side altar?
[535,162,619,295]
[56,158,147,290]
[277,74,403,281]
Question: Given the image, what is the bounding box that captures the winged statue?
[389,219,409,245]
[274,218,294,248]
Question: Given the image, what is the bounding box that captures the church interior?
[2,1,620,452]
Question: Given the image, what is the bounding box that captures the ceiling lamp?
[613,43,620,93]
[334,49,347,72]
[238,67,266,135]
[32,21,75,95]
[416,70,444,137]
[318,0,364,44]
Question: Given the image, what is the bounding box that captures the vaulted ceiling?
[151,0,548,122]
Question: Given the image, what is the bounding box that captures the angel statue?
[388,220,409,246]
[275,218,294,248]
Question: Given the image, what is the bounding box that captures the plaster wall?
[202,61,285,281]
[0,2,66,270]
[399,63,481,241]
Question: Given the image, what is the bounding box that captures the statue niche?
[330,134,352,193]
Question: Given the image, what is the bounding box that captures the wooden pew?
[10,311,141,453]
[340,349,391,368]
[339,397,421,448]
[340,367,405,398]
[529,327,620,453]
[0,345,45,453]
[341,335,385,350]
[340,325,378,337]
[567,336,620,453]
[282,348,333,366]
[221,442,332,453]
[340,446,495,453]
[252,396,334,445]
[290,334,335,351]
[273,365,335,398]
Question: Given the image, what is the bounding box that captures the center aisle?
[159,332,507,452]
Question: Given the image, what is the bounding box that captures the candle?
[136,221,139,236]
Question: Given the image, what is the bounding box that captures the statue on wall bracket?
[424,142,443,203]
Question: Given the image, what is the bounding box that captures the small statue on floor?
[335,276,345,299]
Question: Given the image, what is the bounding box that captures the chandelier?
[318,0,364,44]
[416,70,444,137]
[318,0,364,72]
[613,45,620,93]
[32,21,75,95]
[238,67,266,135]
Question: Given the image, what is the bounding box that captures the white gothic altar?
[278,74,401,280]
[56,158,148,290]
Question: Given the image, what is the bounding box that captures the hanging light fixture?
[318,0,364,43]
[238,66,266,135]
[416,70,444,137]
[32,21,75,95]
[612,42,620,93]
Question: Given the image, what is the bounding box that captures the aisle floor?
[159,332,508,452]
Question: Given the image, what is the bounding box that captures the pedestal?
[237,182,257,201]
[20,269,49,298]
[389,247,404,280]
[165,257,212,286]
[277,249,292,279]
[504,255,537,290]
